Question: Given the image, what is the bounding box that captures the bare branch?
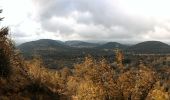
[0,9,3,21]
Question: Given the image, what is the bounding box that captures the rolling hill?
[17,39,111,69]
[96,42,128,50]
[18,40,170,56]
[18,39,67,50]
[17,39,170,68]
[127,41,170,54]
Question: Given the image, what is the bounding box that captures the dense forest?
[0,27,170,99]
[1,10,170,100]
[17,39,170,69]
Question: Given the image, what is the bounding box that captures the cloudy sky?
[1,0,170,44]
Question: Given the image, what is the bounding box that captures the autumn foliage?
[0,26,170,99]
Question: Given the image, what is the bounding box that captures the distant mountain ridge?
[127,41,170,54]
[96,42,128,50]
[17,39,170,69]
[17,39,170,54]
[17,39,112,68]
[18,39,69,51]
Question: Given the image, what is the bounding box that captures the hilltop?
[128,41,170,54]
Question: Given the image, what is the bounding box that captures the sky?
[1,0,170,44]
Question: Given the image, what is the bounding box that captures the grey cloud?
[13,32,27,38]
[34,0,76,19]
[42,19,74,34]
[31,0,166,42]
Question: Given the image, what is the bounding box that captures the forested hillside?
[1,28,170,99]
[18,39,170,69]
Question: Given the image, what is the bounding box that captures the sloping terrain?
[17,39,111,69]
[17,39,170,69]
[96,42,128,50]
[18,39,68,52]
[1,29,170,99]
[128,41,170,54]
[0,28,61,99]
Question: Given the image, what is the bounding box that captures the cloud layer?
[2,0,170,44]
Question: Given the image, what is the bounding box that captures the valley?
[17,39,170,69]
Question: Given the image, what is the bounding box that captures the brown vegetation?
[0,13,170,99]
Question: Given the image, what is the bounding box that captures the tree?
[0,9,12,77]
[115,49,124,69]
